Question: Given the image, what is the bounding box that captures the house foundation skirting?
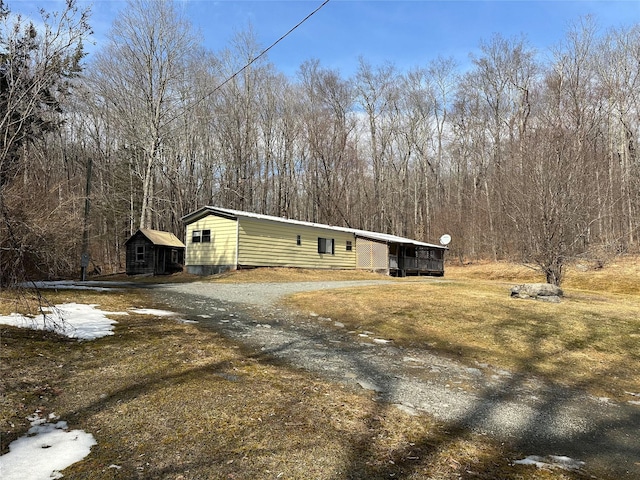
[186,265,236,275]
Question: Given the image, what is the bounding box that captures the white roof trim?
[192,206,445,249]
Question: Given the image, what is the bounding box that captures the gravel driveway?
[152,280,640,479]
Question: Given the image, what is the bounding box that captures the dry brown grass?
[92,267,390,285]
[446,256,640,295]
[1,289,591,479]
[445,260,545,283]
[284,256,640,401]
[206,267,391,283]
[92,271,202,283]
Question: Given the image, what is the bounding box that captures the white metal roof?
[184,206,445,249]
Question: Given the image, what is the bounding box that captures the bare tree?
[89,0,199,231]
[210,28,268,212]
[512,18,602,285]
[400,57,457,241]
[298,59,357,225]
[595,24,640,249]
[355,58,401,232]
[0,0,91,286]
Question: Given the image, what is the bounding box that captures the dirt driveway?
[151,280,640,479]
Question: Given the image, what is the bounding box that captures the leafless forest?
[1,0,639,285]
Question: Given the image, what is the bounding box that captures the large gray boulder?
[510,283,563,302]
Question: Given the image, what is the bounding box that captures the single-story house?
[125,228,186,275]
[181,206,446,276]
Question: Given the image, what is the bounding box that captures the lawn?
[2,258,635,479]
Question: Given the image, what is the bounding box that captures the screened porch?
[388,244,444,276]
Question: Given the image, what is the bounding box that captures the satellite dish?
[439,234,452,246]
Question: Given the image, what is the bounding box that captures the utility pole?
[80,157,92,281]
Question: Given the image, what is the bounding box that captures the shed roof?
[126,229,185,248]
[182,206,446,249]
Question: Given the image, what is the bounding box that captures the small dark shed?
[125,229,185,275]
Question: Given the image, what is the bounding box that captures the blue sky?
[9,0,640,77]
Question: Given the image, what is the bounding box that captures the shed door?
[155,248,166,274]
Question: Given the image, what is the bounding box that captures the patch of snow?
[514,456,545,467]
[129,308,176,316]
[0,303,123,340]
[514,455,585,471]
[373,338,391,344]
[0,413,96,480]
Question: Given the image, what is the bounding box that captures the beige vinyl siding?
[185,215,237,267]
[237,217,356,269]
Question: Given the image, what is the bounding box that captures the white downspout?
[235,220,240,269]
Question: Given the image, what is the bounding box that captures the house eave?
[181,206,238,225]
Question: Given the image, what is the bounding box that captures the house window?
[192,229,211,243]
[317,237,334,255]
[346,241,353,251]
[136,245,145,262]
[296,235,301,246]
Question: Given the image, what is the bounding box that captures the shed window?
[296,235,301,246]
[346,241,353,251]
[318,237,334,255]
[135,245,145,262]
[202,230,211,242]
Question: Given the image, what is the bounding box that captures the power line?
[201,0,331,103]
[163,0,330,134]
